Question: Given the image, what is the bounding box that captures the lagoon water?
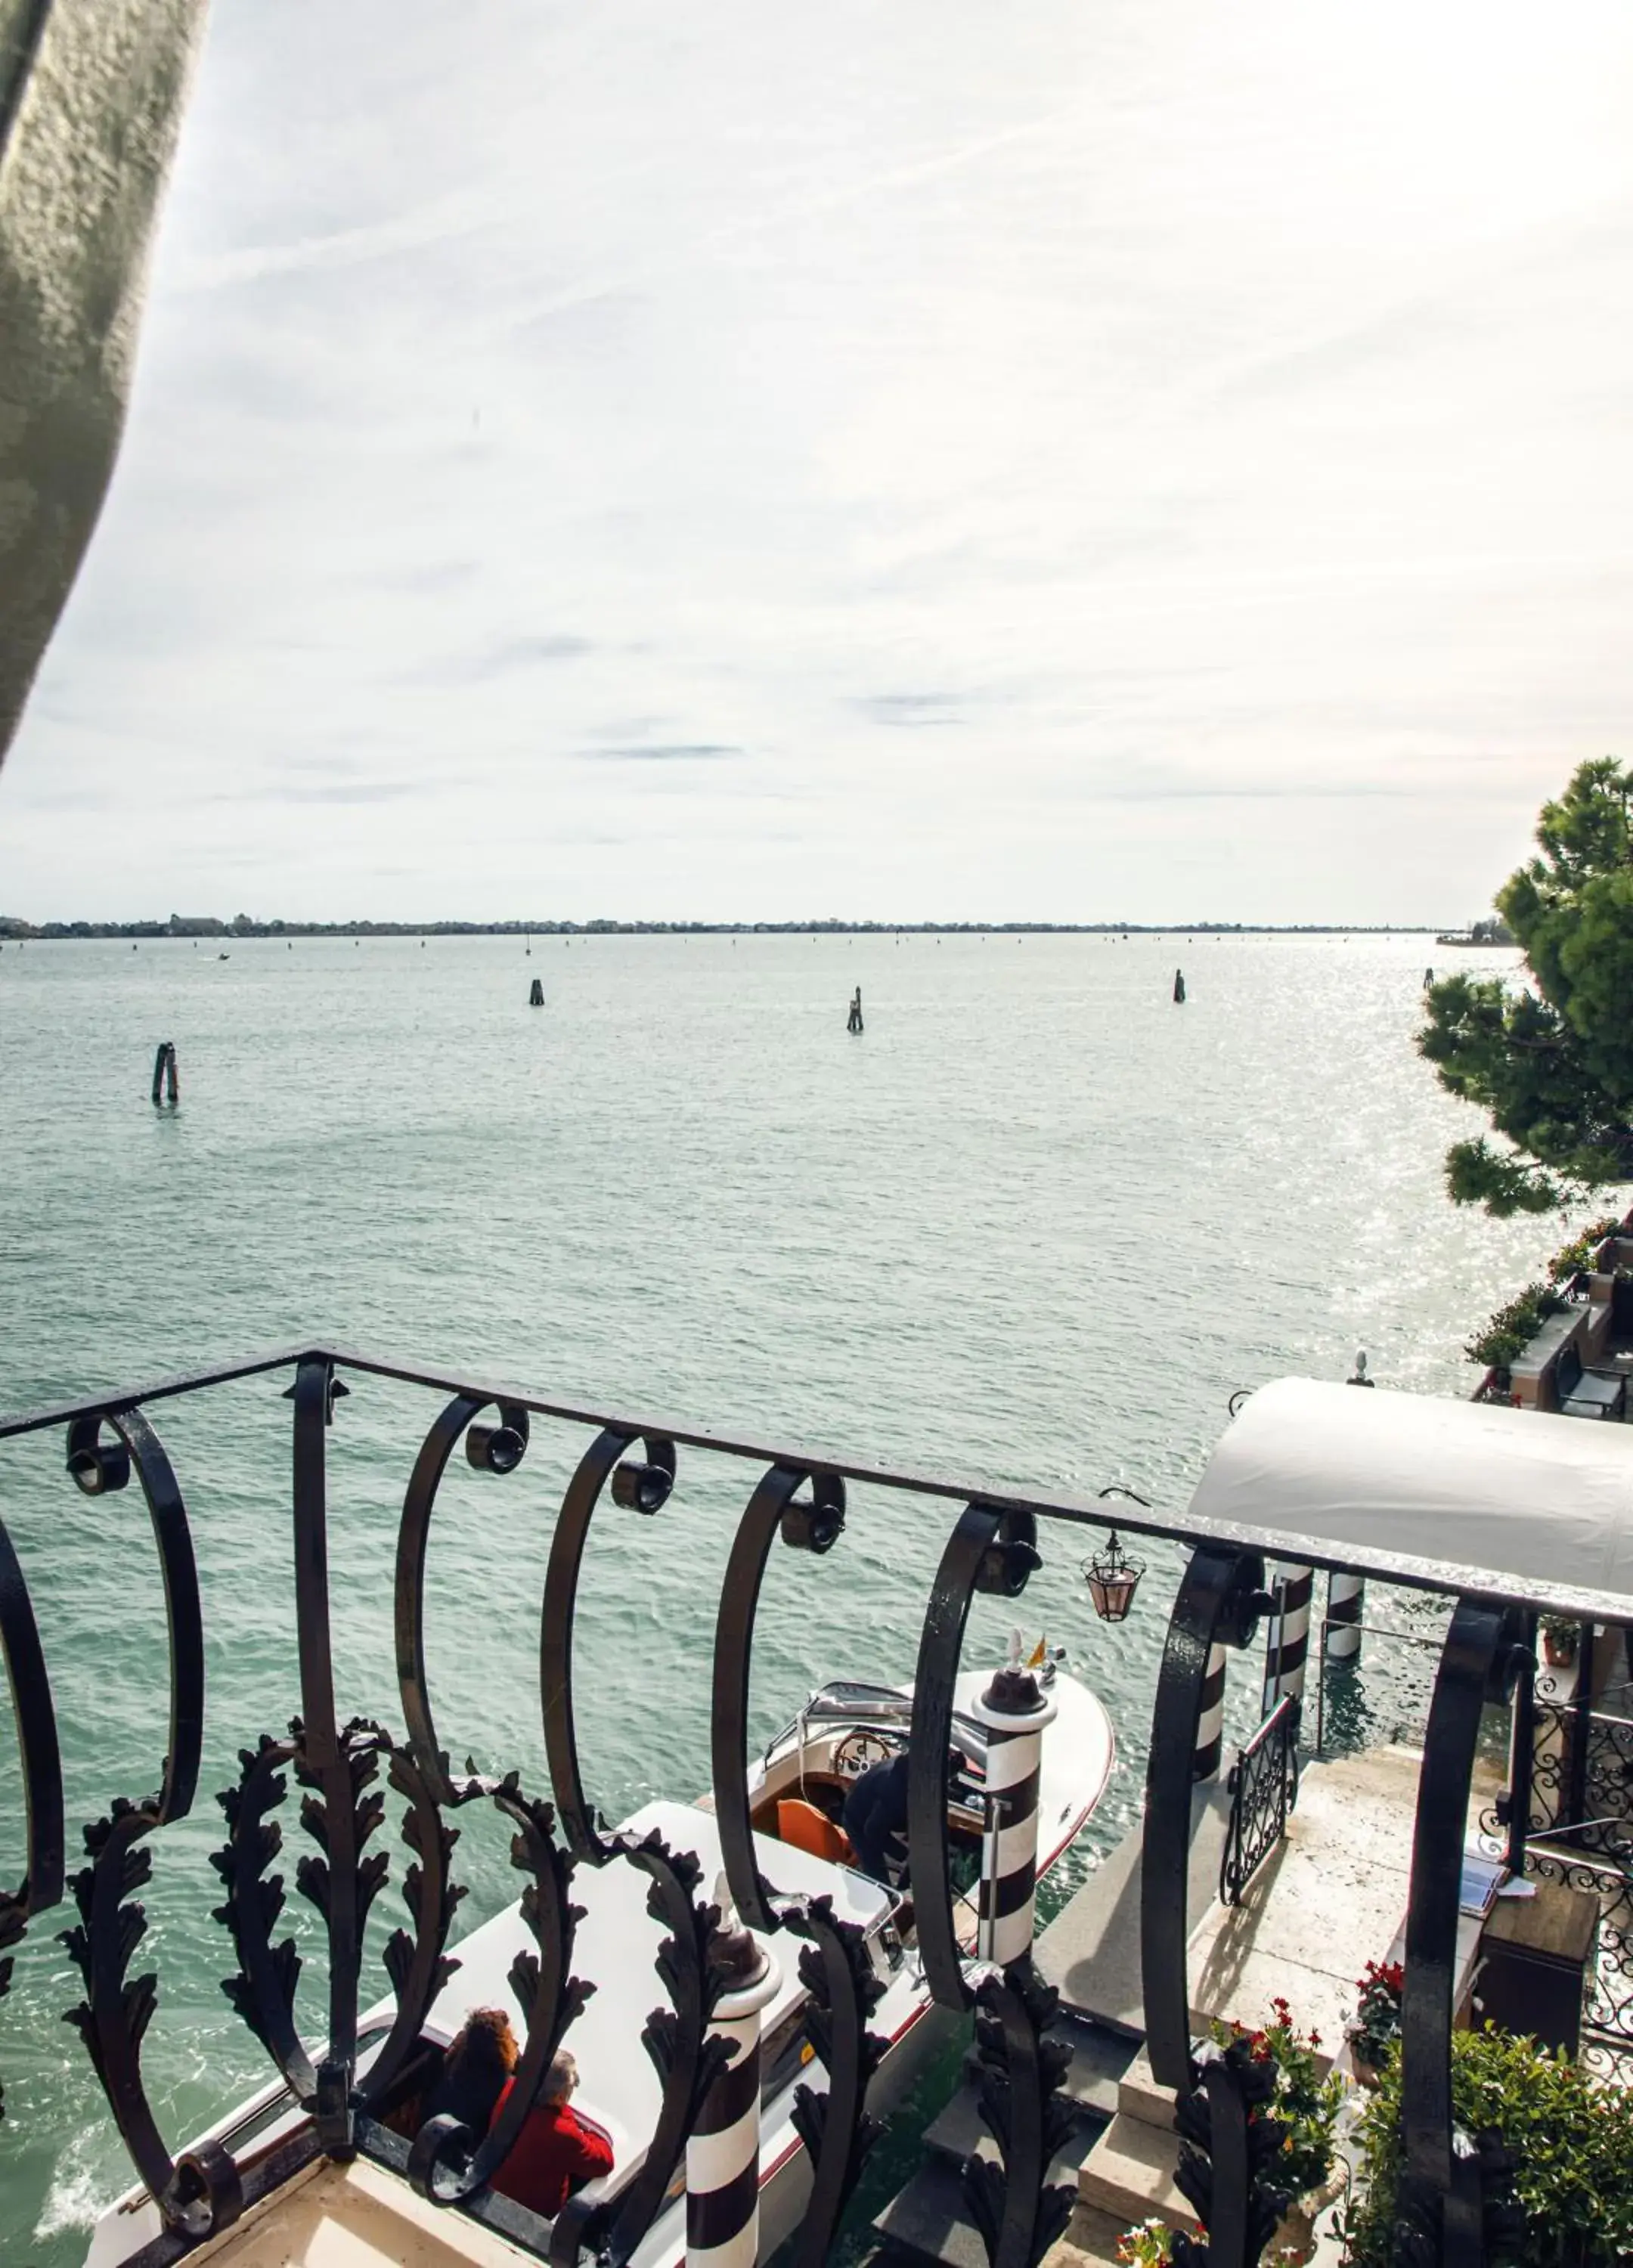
[0,929,1563,2257]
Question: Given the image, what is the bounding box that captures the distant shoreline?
[0,917,1446,940]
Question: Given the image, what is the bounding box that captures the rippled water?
[0,931,1565,2258]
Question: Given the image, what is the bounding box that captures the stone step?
[872,2157,990,2268]
[1113,2047,1176,2131]
[922,2019,1137,2166]
[1040,2200,1138,2268]
[872,2142,1086,2268]
[1075,2112,1199,2239]
[923,2084,1100,2172]
[1055,2018,1142,2120]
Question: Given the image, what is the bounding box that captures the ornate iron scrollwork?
[397,1391,534,1808]
[212,1727,313,2093]
[212,1367,478,2164]
[212,1716,467,2131]
[1218,1695,1300,1908]
[705,1458,892,2261]
[962,1963,1076,2268]
[546,1827,730,2268]
[1142,1544,1267,2094]
[786,1894,888,2268]
[1396,1597,1528,2265]
[711,1460,846,1935]
[407,1775,594,2206]
[908,1501,1040,2015]
[0,1504,62,2120]
[904,1504,1068,2268]
[542,1425,677,1863]
[1141,1545,1291,2268]
[57,1406,240,2238]
[1170,2039,1288,2268]
[5,1337,1622,2268]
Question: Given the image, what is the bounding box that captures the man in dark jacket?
[842,1749,911,1884]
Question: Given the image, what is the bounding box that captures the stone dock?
[871,1746,1430,2268]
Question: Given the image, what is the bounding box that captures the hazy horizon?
[0,912,1462,934]
[3,1,1630,923]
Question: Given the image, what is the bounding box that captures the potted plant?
[1344,1960,1403,2088]
[1540,1613,1580,1668]
[1209,1999,1344,2258]
[1340,2025,1633,2265]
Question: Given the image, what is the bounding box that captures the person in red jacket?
[491,2048,614,2219]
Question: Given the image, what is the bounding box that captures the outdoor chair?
[1556,1339,1627,1421]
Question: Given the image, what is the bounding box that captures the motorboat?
[84,1659,1114,2268]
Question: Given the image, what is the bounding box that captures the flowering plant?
[1346,1960,1404,2069]
[1115,2220,1173,2266]
[1213,1997,1343,2198]
[1115,2217,1306,2268]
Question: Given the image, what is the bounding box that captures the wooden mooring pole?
[150,1041,178,1106]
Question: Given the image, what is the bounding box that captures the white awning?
[1186,1379,1633,1608]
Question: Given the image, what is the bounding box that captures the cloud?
[403,636,594,686]
[859,695,964,729]
[256,781,417,806]
[172,199,488,293]
[581,743,744,762]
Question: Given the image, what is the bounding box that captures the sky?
[4,0,1633,925]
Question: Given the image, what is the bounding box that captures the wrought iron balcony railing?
[0,1341,1626,2268]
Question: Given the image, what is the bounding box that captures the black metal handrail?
[0,1342,1625,2268]
[0,1337,1621,1619]
[1218,1695,1301,1908]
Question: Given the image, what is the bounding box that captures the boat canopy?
[1187,1379,1633,1609]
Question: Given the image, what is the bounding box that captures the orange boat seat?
[776,1797,854,1865]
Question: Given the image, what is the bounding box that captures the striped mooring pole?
[1323,1356,1371,1660]
[1325,1569,1364,1661]
[686,1885,782,2268]
[1193,1642,1228,1783]
[1262,1563,1313,1714]
[970,1654,1058,1966]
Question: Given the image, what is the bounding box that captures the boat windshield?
[804,1681,913,1724]
[798,1682,989,1768]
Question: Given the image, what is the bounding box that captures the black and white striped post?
[1325,1570,1365,1661]
[686,1885,782,2268]
[971,1656,1058,1968]
[1193,1642,1228,1781]
[1322,1358,1374,1662]
[1262,1563,1313,1713]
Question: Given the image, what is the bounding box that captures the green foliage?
[1341,2025,1633,2265]
[1464,1282,1569,1372]
[1463,1216,1622,1374]
[1420,759,1633,1215]
[1548,1219,1625,1282]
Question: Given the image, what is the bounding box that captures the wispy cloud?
[581,743,744,762]
[859,695,964,729]
[255,781,416,806]
[402,636,593,686]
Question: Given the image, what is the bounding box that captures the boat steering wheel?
[831,1727,901,1777]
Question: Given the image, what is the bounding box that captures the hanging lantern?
[1082,1530,1145,1622]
